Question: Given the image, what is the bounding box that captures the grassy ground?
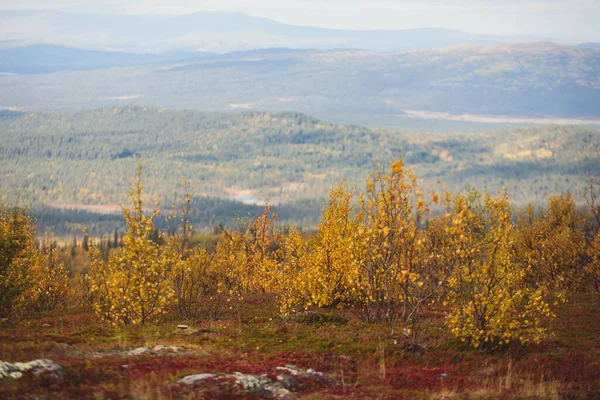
[1,294,599,399]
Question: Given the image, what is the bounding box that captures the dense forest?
[1,107,599,236]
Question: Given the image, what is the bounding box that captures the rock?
[275,364,334,389]
[178,371,292,398]
[275,365,324,377]
[277,374,299,391]
[0,362,15,379]
[128,347,151,356]
[275,365,302,376]
[174,327,201,335]
[232,372,272,391]
[232,372,291,398]
[178,373,217,384]
[152,344,183,353]
[0,359,63,380]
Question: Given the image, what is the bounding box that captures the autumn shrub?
[583,181,600,292]
[170,182,219,320]
[177,246,230,320]
[175,202,281,321]
[277,160,449,341]
[445,189,553,348]
[17,237,70,313]
[586,232,600,292]
[86,165,177,325]
[275,227,312,314]
[242,202,282,293]
[0,204,37,319]
[351,160,444,335]
[514,196,586,295]
[277,184,358,314]
[176,229,253,321]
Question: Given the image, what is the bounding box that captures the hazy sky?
[1,0,599,40]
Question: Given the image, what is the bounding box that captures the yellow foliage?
[584,181,600,292]
[277,184,358,314]
[445,189,553,347]
[586,232,600,292]
[87,164,176,325]
[245,202,281,293]
[17,237,70,313]
[274,159,447,339]
[0,204,38,319]
[514,195,586,294]
[277,228,313,315]
[176,245,236,320]
[352,160,433,326]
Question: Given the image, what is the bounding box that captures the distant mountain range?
[0,9,548,53]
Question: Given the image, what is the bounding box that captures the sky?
[1,0,599,40]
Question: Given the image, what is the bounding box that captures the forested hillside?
[1,106,599,235]
[1,43,599,122]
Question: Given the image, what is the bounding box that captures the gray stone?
[232,372,272,391]
[178,373,217,384]
[275,365,302,376]
[128,346,151,356]
[0,359,63,379]
[277,374,300,391]
[152,344,183,353]
[178,371,292,398]
[276,364,324,377]
[232,372,291,398]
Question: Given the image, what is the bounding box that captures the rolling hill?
[1,42,598,123]
[1,107,598,230]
